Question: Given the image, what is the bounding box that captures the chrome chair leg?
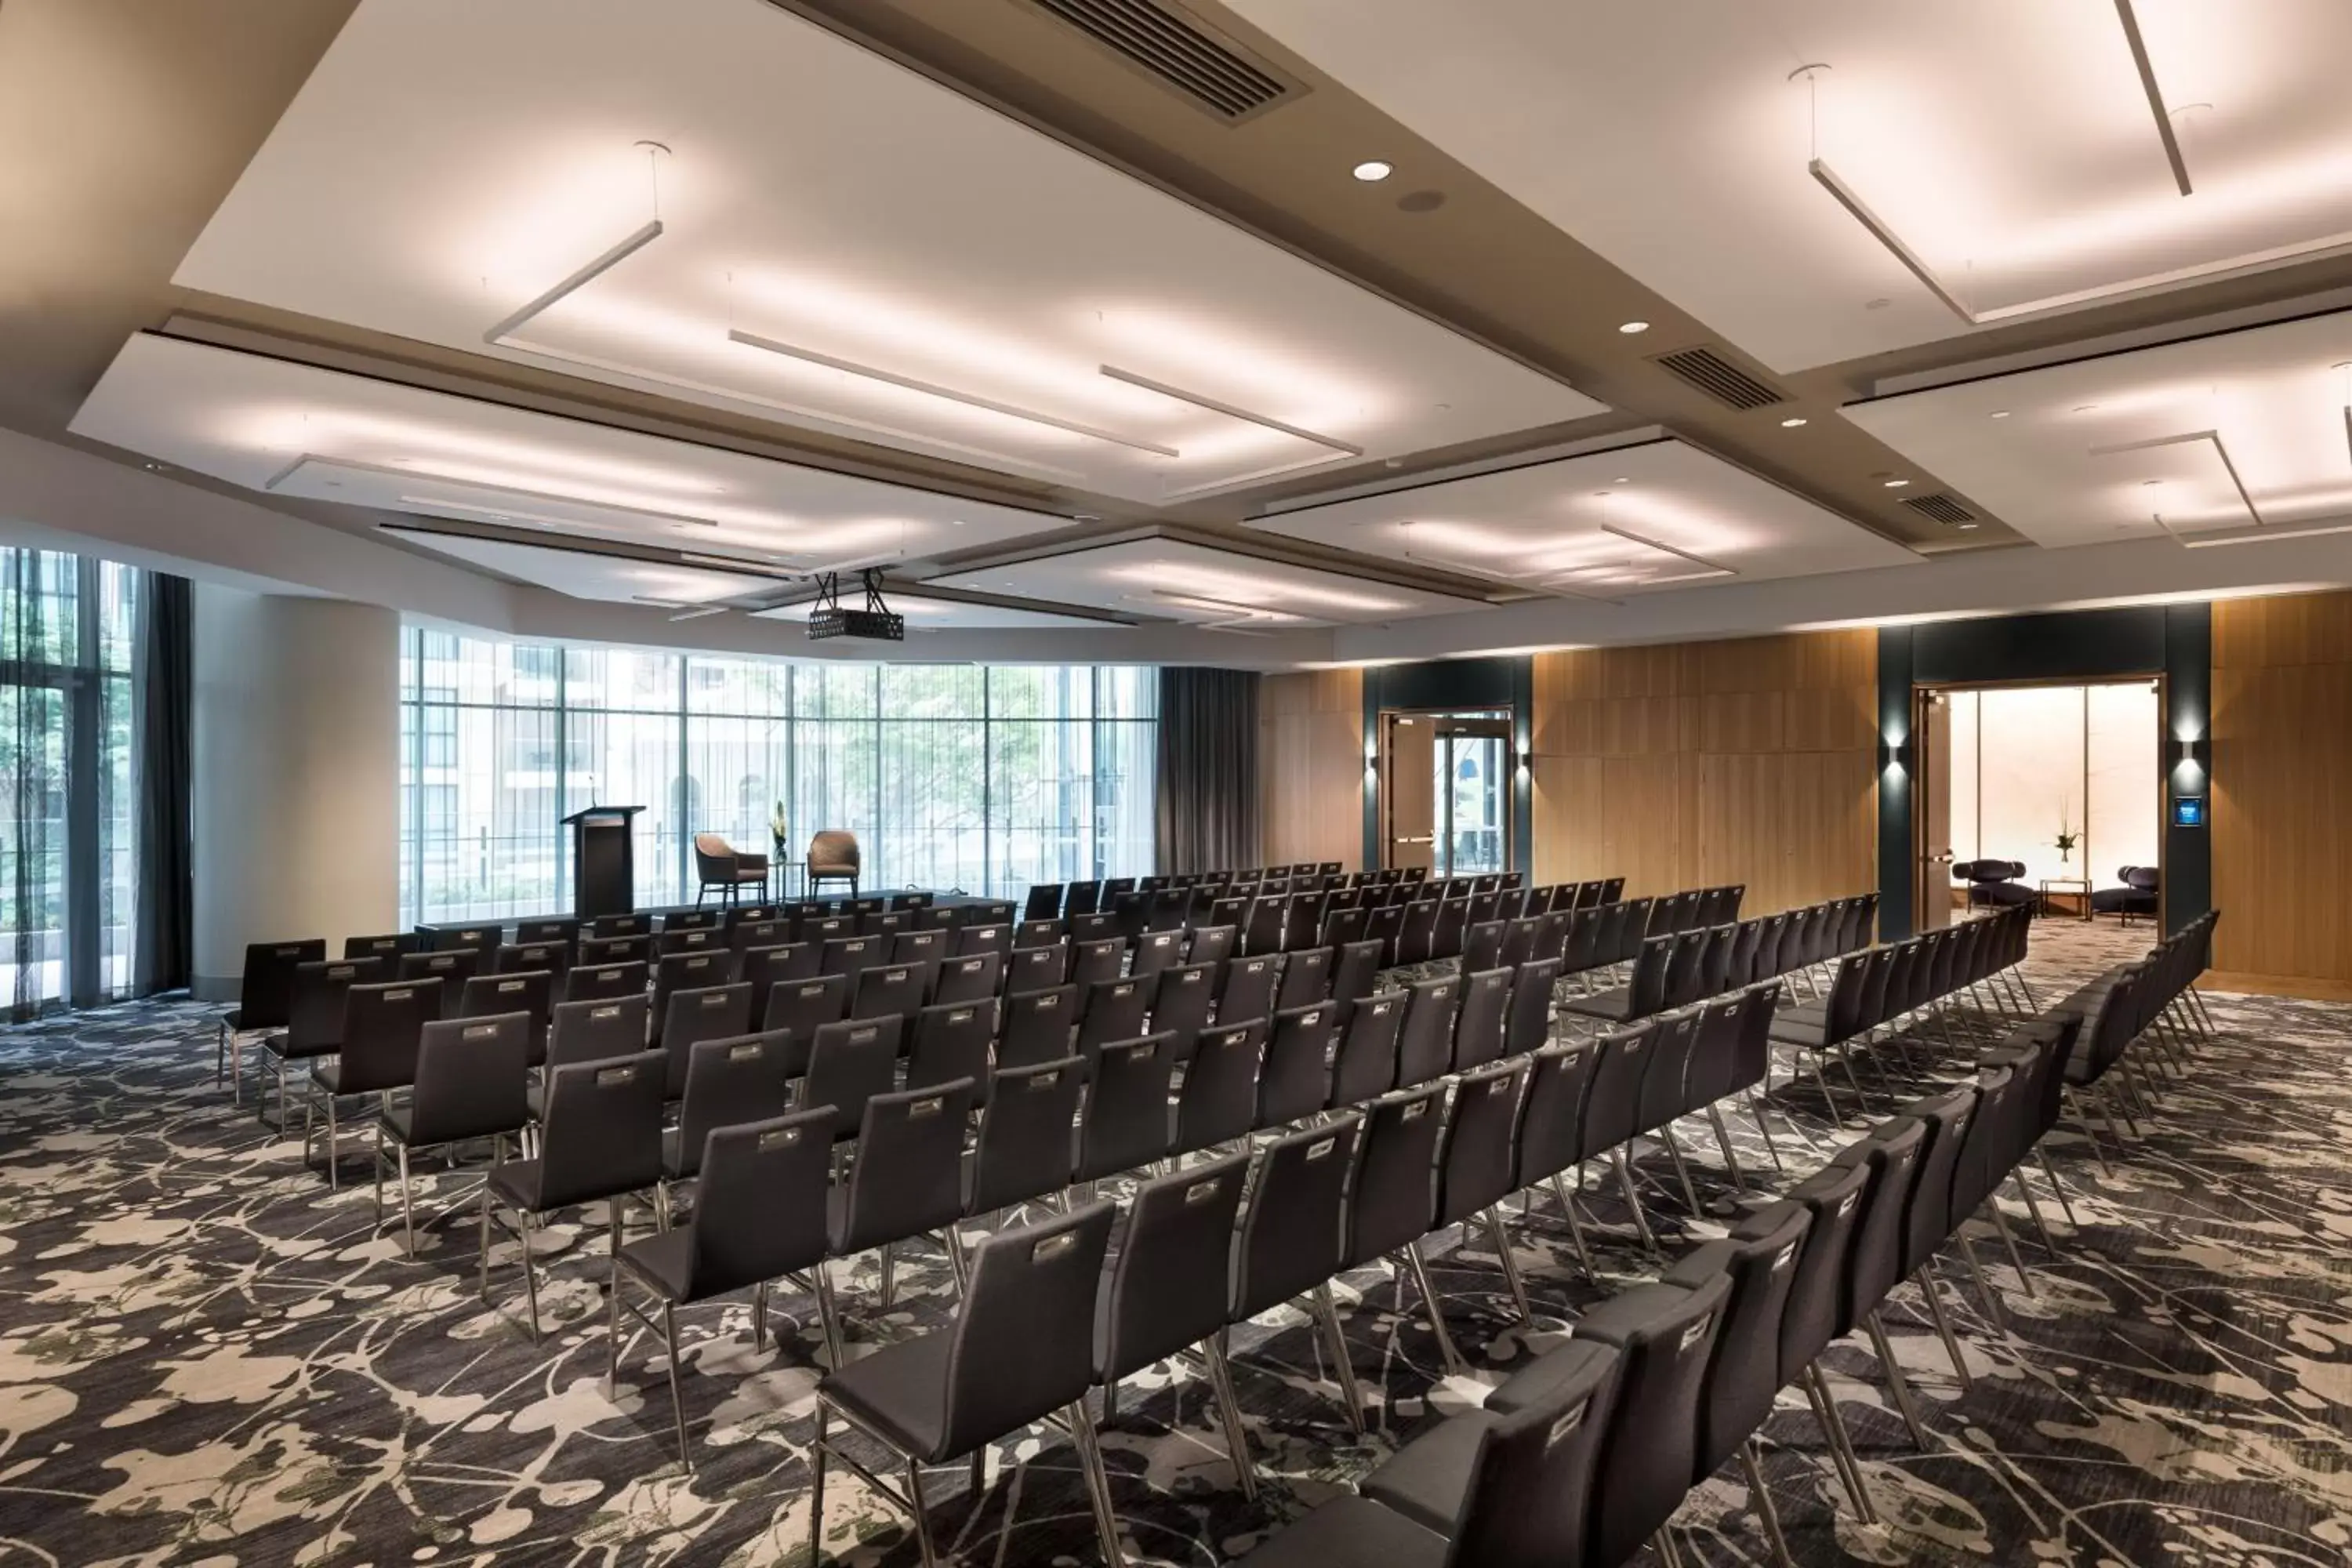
[1548,1172,1600,1281]
[1801,1363,1877,1523]
[1954,1231,2008,1332]
[662,1302,690,1470]
[1916,1267,1973,1391]
[1399,1243,1466,1376]
[1862,1308,1931,1449]
[1483,1208,1536,1327]
[1704,1102,1749,1188]
[1204,1327,1260,1501]
[1069,1396,1128,1568]
[2012,1171,2060,1254]
[1611,1145,1662,1256]
[1657,1124,1705,1216]
[2034,1147,2082,1228]
[1311,1283,1367,1433]
[1739,1439,1797,1568]
[1984,1201,2039,1299]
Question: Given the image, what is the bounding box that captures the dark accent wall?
[1876,605,2213,939]
[1359,655,1535,877]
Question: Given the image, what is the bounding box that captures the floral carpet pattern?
[0,919,2347,1566]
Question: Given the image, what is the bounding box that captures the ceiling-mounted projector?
[806,568,905,643]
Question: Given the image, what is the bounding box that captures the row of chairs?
[1235,1011,2088,1568]
[1767,906,2034,1123]
[1561,895,1878,1028]
[2049,910,2220,1166]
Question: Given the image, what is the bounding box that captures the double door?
[1381,712,1511,878]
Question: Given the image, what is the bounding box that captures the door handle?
[1394,835,1436,845]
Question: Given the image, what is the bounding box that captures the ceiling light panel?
[387,532,784,605]
[69,335,1073,568]
[1843,305,2352,548]
[925,538,1483,625]
[750,595,1127,631]
[168,0,1602,504]
[1226,0,2352,371]
[1247,437,1915,596]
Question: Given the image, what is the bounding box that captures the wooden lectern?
[563,805,644,920]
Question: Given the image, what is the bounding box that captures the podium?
[563,805,644,920]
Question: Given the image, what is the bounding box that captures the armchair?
[2091,866,2160,926]
[693,833,769,906]
[807,829,861,898]
[1951,859,2035,909]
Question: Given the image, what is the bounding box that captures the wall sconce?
[1517,750,1533,774]
[1878,733,1912,775]
[2174,735,2209,778]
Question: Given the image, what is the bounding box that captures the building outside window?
[397,627,1156,924]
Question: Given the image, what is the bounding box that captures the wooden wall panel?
[1258,669,1364,872]
[1530,630,1878,913]
[2212,592,2352,990]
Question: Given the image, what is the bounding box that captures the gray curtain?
[134,572,193,994]
[1155,667,1261,874]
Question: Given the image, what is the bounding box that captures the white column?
[191,586,400,998]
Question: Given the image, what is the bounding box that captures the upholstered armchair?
[693,833,768,906]
[1951,859,2035,909]
[2091,866,2161,925]
[807,829,860,897]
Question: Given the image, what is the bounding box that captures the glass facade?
[400,627,1156,924]
[1,549,141,1016]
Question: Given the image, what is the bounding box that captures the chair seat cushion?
[1356,1410,1494,1535]
[310,1059,346,1092]
[1234,1496,1450,1568]
[262,1031,337,1062]
[820,1330,955,1461]
[1767,1008,1828,1048]
[1560,987,1631,1022]
[488,1158,546,1213]
[619,1228,697,1304]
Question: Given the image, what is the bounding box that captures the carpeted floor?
[1,918,2348,1566]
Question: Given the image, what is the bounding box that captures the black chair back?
[998,984,1078,1071]
[834,1080,977,1253]
[670,1033,793,1179]
[1257,1003,1339,1126]
[1513,1038,1597,1189]
[676,1109,834,1301]
[538,1050,666,1210]
[1173,1021,1265,1155]
[1098,1154,1249,1381]
[908,1000,994,1093]
[546,993,650,1070]
[334,978,444,1094]
[1343,1084,1445,1266]
[575,934,652,968]
[459,969,553,1062]
[763,972,850,1045]
[657,982,754,1099]
[1186,924,1237,970]
[1396,975,1461,1087]
[1436,1058,1530,1225]
[1765,1159,1871,1378]
[967,1058,1081,1214]
[1076,1033,1177,1181]
[1451,967,1512,1072]
[1332,990,1406,1105]
[932,1202,1116,1463]
[1450,1340,1623,1568]
[803,1014,905,1140]
[1005,942,1072,996]
[1077,976,1152,1053]
[1577,1273,1732,1567]
[850,962,924,1024]
[407,1014,530,1145]
[1663,1199,1809,1478]
[234,938,328,1031]
[286,957,387,1051]
[932,951,1000,1007]
[346,932,422,963]
[397,949,478,995]
[1231,1116,1361,1319]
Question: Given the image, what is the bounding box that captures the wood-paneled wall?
[1258,669,1363,871]
[1530,630,1878,913]
[2211,590,2352,993]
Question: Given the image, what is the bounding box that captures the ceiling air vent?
[1650,347,1787,412]
[1900,492,1977,527]
[1026,0,1297,121]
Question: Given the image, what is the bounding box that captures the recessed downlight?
[1883,478,1911,488]
[1617,321,1650,335]
[1990,410,2012,419]
[1352,159,1394,182]
[1780,417,1808,428]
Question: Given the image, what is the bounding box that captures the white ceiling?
[926,537,1486,627]
[69,333,1073,572]
[384,531,786,607]
[168,0,1603,506]
[1844,307,2352,547]
[1248,437,1918,595]
[751,593,1127,632]
[1226,0,2352,372]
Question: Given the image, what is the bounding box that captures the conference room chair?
[1577,1020,1668,1255]
[802,1016,904,1143]
[457,969,553,1064]
[913,905,963,935]
[997,984,1078,1071]
[930,952,1000,1010]
[1657,1201,1811,1567]
[1341,1083,1456,1373]
[1126,927,1181,983]
[1251,1002,1338,1127]
[1555,1272,1732,1567]
[258,956,388,1134]
[1217,953,1280,1027]
[1328,938,1384,1021]
[1331,990,1405,1106]
[434,924,503,958]
[723,902,779,927]
[801,914,854,953]
[660,1031,793,1207]
[955,923,1012,960]
[375,1012,529,1256]
[1632,1011,1711,1218]
[1461,920,1505,978]
[1396,975,1461,1088]
[1429,899,1470,965]
[541,995,652,1107]
[1075,1033,1178,1189]
[1242,896,1289,957]
[650,951,734,1037]
[481,1048,665,1345]
[1240,1338,1620,1568]
[859,910,911,941]
[1274,945,1334,1014]
[495,940,568,983]
[904,1000,992,1096]
[575,934,652,968]
[1228,1116,1367,1434]
[551,961,637,1014]
[1880,1084,1981,1390]
[1004,941,1071,997]
[1148,960,1216,1046]
[851,961,925,1025]
[1092,1154,1256,1492]
[831,1078,980,1319]
[1506,1039,1601,1278]
[219,937,325,1102]
[761,975,851,1062]
[1173,1021,1265,1157]
[1820,1115,1934,1449]
[303,975,442,1187]
[514,916,579,947]
[1501,956,1560,1057]
[1076,976,1151,1054]
[398,947,481,1000]
[1186,923,1237,970]
[652,982,755,1101]
[665,909,724,934]
[726,920,789,960]
[1070,936,1127,992]
[610,1106,838,1468]
[1068,912,1119,945]
[1748,1158,1879,1523]
[964,1058,1082,1221]
[819,935,887,988]
[589,913,651,940]
[1431,1058,1537,1330]
[1022,884,1065,921]
[1393,900,1438,967]
[736,944,810,1025]
[1450,967,1512,1073]
[809,1202,1121,1568]
[1769,947,1883,1125]
[346,931,423,963]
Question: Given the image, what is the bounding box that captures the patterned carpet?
[1,918,2347,1567]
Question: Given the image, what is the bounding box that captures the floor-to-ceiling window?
[397,628,1156,923]
[2,549,140,1017]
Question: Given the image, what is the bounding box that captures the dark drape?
[3,552,64,1021]
[134,572,194,995]
[1155,666,1261,875]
